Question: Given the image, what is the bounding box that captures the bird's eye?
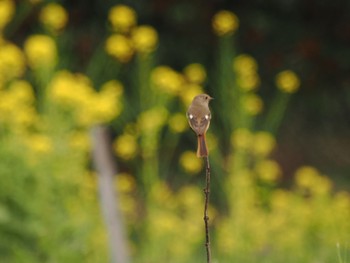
[205,96,208,100]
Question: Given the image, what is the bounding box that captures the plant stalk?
[204,156,211,263]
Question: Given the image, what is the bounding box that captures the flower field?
[0,1,349,262]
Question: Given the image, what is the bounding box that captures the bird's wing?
[187,113,211,135]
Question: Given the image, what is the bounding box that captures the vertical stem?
[204,156,211,263]
[91,126,130,263]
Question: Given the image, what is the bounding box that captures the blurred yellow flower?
[132,25,158,53]
[0,0,14,30]
[8,80,34,105]
[176,185,202,210]
[295,166,319,189]
[68,131,90,152]
[150,182,173,204]
[92,80,123,122]
[180,84,204,106]
[217,219,236,254]
[236,73,260,91]
[24,35,57,68]
[168,113,188,133]
[179,151,203,174]
[0,41,25,82]
[113,133,138,160]
[275,70,300,93]
[230,128,252,149]
[242,94,263,115]
[183,63,206,84]
[105,34,134,63]
[108,5,136,33]
[116,173,136,193]
[333,191,350,211]
[295,166,332,195]
[212,10,239,36]
[150,210,179,237]
[233,54,258,74]
[252,131,276,156]
[138,107,168,132]
[39,3,68,32]
[0,91,14,117]
[12,106,37,128]
[151,66,184,95]
[50,71,123,126]
[100,79,124,98]
[49,70,93,106]
[26,134,53,154]
[88,92,122,124]
[270,189,291,211]
[255,159,281,182]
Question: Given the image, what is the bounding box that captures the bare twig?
[91,126,130,263]
[203,156,211,263]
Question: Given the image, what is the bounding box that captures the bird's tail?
[197,134,208,157]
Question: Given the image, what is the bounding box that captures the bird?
[187,94,213,157]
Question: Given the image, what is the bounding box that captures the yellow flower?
[0,0,15,30]
[242,94,263,115]
[94,80,123,121]
[39,3,68,31]
[183,63,206,84]
[49,70,93,107]
[270,189,290,211]
[168,113,188,133]
[295,166,332,195]
[151,66,184,95]
[116,173,136,193]
[176,186,202,210]
[236,73,260,91]
[230,128,252,149]
[252,131,276,156]
[179,84,204,106]
[12,106,37,128]
[108,5,136,33]
[233,54,258,74]
[0,91,14,117]
[26,134,52,154]
[113,133,138,160]
[8,80,35,105]
[275,70,300,93]
[137,107,168,132]
[24,35,57,68]
[0,41,25,82]
[212,10,239,36]
[68,131,90,152]
[132,25,158,53]
[179,151,203,174]
[50,72,123,126]
[295,166,319,189]
[105,34,134,63]
[100,79,123,97]
[116,174,137,218]
[255,159,281,182]
[88,91,122,124]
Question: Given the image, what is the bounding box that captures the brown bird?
[187,94,213,157]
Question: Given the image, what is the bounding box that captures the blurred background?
[0,0,350,262]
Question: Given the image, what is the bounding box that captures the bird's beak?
[209,96,214,100]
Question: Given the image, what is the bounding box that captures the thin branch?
[203,156,211,263]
